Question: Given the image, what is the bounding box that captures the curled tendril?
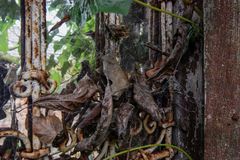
[41,79,57,95]
[130,118,143,136]
[10,80,32,98]
[11,70,57,97]
[0,130,31,152]
[143,115,157,134]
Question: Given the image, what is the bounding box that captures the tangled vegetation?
[0,0,202,159]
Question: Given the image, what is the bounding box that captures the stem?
[103,143,192,160]
[0,53,19,64]
[133,0,195,26]
[9,45,19,51]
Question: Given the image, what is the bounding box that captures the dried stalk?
[145,129,167,153]
[161,1,166,55]
[166,0,173,55]
[148,150,170,160]
[95,140,109,160]
[20,148,50,159]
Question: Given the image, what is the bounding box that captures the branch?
[49,15,70,33]
[0,53,19,64]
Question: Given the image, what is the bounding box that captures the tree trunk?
[204,0,240,159]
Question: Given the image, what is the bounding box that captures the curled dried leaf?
[34,75,99,112]
[102,54,129,99]
[133,83,162,122]
[32,115,63,144]
[74,84,113,151]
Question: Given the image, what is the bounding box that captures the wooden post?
[204,0,240,159]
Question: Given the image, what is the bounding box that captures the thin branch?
[0,53,19,64]
[133,0,196,27]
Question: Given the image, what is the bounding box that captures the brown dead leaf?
[133,83,162,122]
[75,84,113,151]
[34,75,99,112]
[145,58,165,78]
[116,102,134,138]
[102,54,129,99]
[32,115,63,144]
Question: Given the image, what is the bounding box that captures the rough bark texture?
[204,0,240,159]
[173,37,204,160]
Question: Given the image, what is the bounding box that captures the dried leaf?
[32,115,63,144]
[145,59,165,78]
[75,84,113,151]
[77,103,102,129]
[102,54,129,99]
[116,102,134,138]
[133,83,162,122]
[34,75,99,112]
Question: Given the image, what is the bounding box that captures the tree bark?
[204,0,240,159]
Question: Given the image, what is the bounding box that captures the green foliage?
[0,0,133,87]
[92,0,132,15]
[50,70,62,87]
[47,55,57,70]
[47,16,96,88]
[50,0,132,25]
[0,20,14,53]
[49,0,92,25]
[0,0,20,21]
[82,17,95,32]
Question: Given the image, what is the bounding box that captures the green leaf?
[82,17,95,33]
[0,21,14,53]
[61,61,71,77]
[0,0,20,20]
[53,40,63,52]
[58,50,71,66]
[0,29,8,53]
[47,54,57,70]
[94,0,133,15]
[50,70,62,86]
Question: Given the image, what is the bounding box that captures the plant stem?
[0,53,19,64]
[103,143,192,160]
[133,0,195,26]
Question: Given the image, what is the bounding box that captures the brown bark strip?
[147,6,193,80]
[20,0,26,71]
[204,0,240,159]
